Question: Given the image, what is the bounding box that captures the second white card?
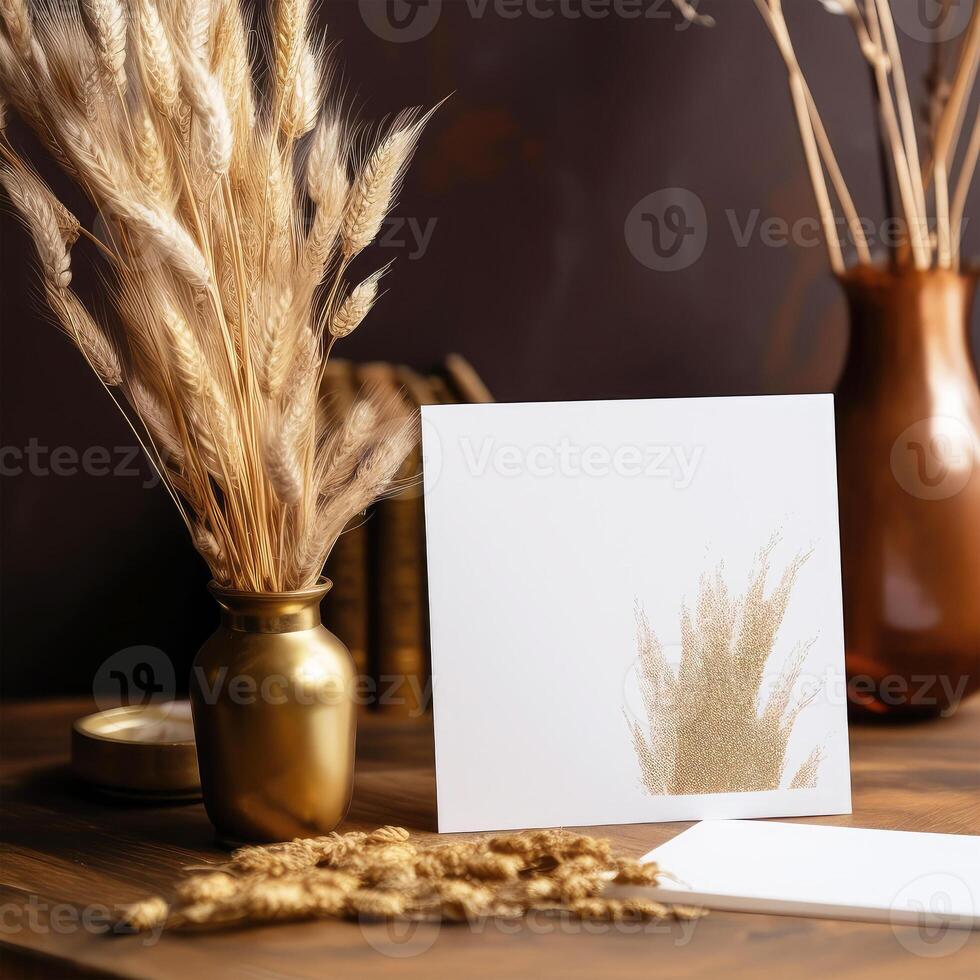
[422,394,851,832]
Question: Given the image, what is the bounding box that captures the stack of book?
[320,355,493,716]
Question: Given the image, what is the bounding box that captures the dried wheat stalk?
[696,1,979,272]
[118,826,706,932]
[0,0,437,591]
[626,537,823,795]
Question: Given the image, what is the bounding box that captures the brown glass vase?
[836,266,980,720]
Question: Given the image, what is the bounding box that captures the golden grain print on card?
[625,538,824,795]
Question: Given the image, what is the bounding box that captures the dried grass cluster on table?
[120,827,705,931]
[0,0,433,591]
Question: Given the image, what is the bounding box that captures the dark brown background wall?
[2,0,977,696]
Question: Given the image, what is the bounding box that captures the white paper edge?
[605,881,978,930]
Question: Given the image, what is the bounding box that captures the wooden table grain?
[1,697,978,979]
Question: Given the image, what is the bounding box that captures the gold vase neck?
[208,580,332,633]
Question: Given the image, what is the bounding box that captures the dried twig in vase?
[689,1,979,272]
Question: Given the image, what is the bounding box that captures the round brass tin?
[71,701,201,801]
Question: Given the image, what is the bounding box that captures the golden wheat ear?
[341,101,446,260]
[79,0,128,93]
[1,0,439,591]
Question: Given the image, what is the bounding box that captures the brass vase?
[190,579,357,843]
[836,266,980,720]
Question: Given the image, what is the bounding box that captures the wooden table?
[1,698,978,979]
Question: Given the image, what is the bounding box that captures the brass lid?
[71,701,201,802]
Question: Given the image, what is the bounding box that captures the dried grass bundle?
[118,826,706,932]
[692,1,979,272]
[0,0,436,591]
[626,538,824,795]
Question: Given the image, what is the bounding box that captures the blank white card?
[641,820,980,928]
[422,395,850,832]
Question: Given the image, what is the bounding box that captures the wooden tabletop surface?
[1,697,978,979]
